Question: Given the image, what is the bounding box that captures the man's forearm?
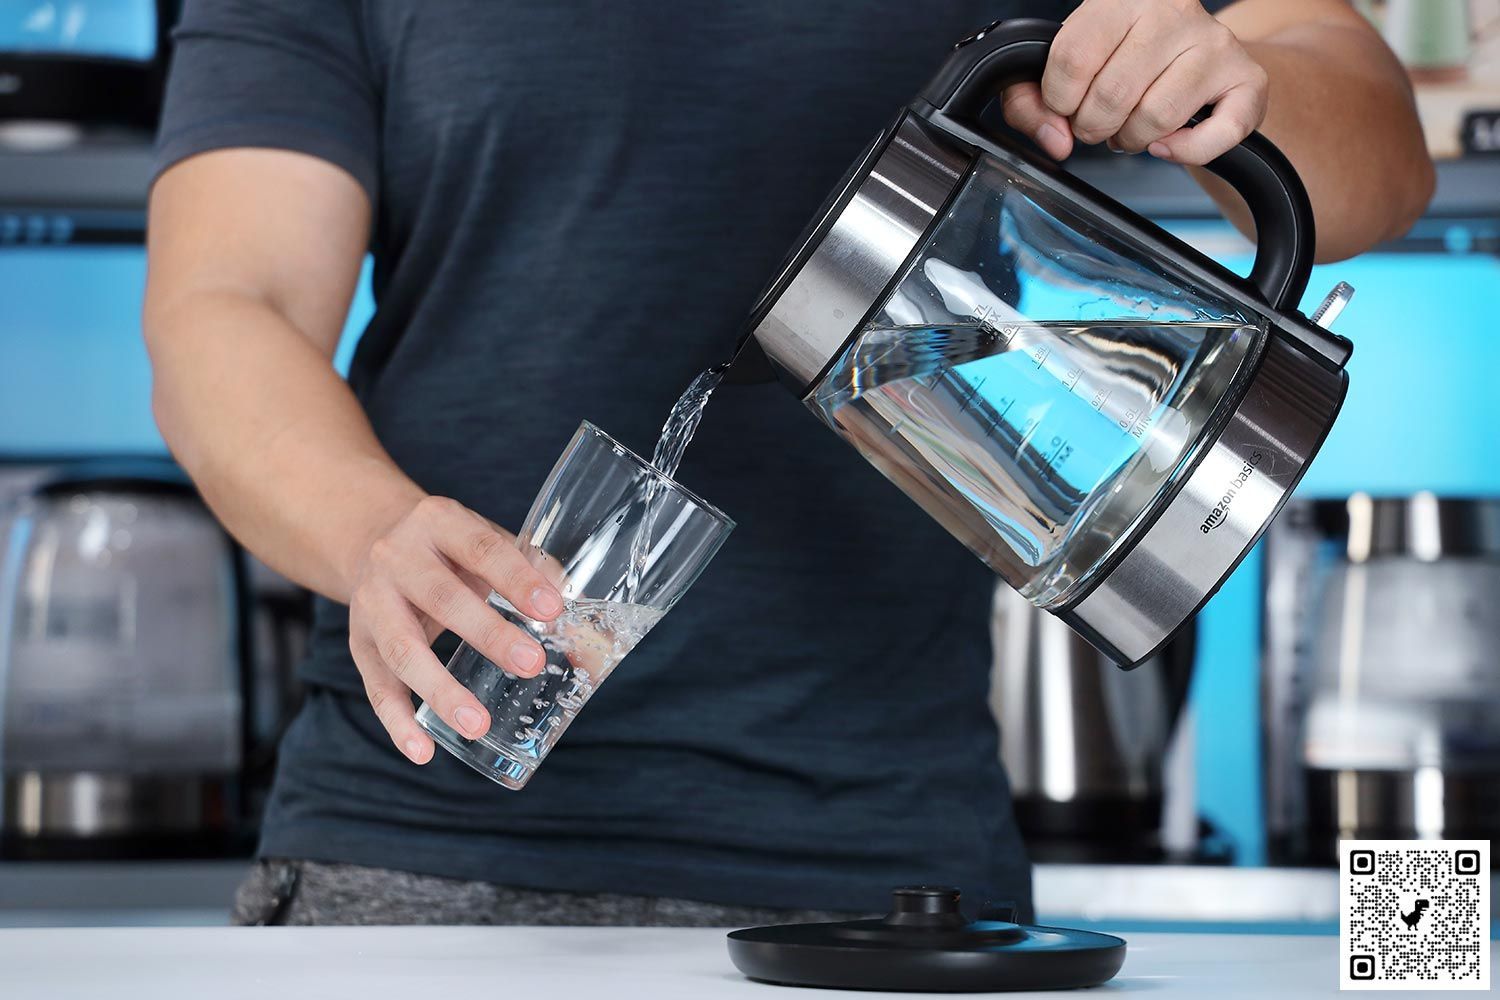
[146,290,424,603]
[1210,7,1435,260]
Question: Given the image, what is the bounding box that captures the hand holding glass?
[415,423,733,789]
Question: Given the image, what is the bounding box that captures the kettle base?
[727,886,1125,992]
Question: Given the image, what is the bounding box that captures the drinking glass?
[415,422,734,789]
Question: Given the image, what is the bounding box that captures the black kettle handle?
[918,19,1315,312]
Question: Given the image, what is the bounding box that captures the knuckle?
[1093,77,1132,114]
[380,634,419,678]
[424,578,463,618]
[1139,95,1183,134]
[476,619,517,660]
[416,495,460,521]
[492,552,536,597]
[500,557,534,593]
[1050,45,1088,83]
[366,683,400,720]
[466,528,508,568]
[1112,127,1148,153]
[367,537,397,570]
[1074,121,1109,143]
[1208,22,1239,54]
[1219,105,1258,140]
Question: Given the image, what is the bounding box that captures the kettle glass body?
[734,20,1351,665]
[808,155,1259,607]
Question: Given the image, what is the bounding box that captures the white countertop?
[0,860,1351,927]
[4,860,1494,932]
[1,925,1470,999]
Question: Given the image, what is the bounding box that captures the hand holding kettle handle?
[917,18,1316,313]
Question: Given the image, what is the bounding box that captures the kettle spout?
[723,328,778,385]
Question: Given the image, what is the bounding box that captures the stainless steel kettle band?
[748,115,967,394]
[1059,332,1347,665]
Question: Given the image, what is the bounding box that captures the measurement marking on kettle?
[1121,406,1152,439]
[1032,346,1049,368]
[982,398,1016,439]
[958,375,988,409]
[1045,437,1073,472]
[1018,415,1040,452]
[1090,388,1113,411]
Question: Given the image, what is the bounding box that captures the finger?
[1113,48,1205,154]
[416,496,563,620]
[475,514,515,541]
[366,590,493,740]
[1148,81,1265,165]
[350,637,433,764]
[1001,82,1073,160]
[1070,22,1187,146]
[1041,0,1137,118]
[404,566,547,677]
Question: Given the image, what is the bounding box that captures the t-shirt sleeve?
[153,0,380,203]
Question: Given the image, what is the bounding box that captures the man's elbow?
[1365,97,1436,249]
[140,291,196,461]
[1316,145,1434,263]
[1383,150,1436,244]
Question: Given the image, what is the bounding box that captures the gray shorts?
[232,858,865,927]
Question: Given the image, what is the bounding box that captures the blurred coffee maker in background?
[0,460,305,859]
[1263,494,1500,866]
[991,587,1224,863]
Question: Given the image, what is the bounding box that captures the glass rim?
[575,421,736,530]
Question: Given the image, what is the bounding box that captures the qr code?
[1341,840,1490,990]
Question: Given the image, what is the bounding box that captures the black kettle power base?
[727,887,1125,993]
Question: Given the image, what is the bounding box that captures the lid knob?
[884,886,967,927]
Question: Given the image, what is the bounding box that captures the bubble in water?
[456,595,664,762]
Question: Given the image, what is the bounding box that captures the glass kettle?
[728,19,1354,666]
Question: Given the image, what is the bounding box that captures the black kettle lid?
[726,886,1125,993]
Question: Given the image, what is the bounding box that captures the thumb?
[1001,82,1072,160]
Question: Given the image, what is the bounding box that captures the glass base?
[415,706,537,791]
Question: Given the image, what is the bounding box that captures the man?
[144,0,1430,925]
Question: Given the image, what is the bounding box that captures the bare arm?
[1213,0,1434,258]
[145,149,412,599]
[1001,0,1434,262]
[144,149,562,764]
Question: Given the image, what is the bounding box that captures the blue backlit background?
[0,1,157,62]
[3,225,1496,864]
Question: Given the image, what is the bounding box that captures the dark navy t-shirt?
[151,0,1159,914]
